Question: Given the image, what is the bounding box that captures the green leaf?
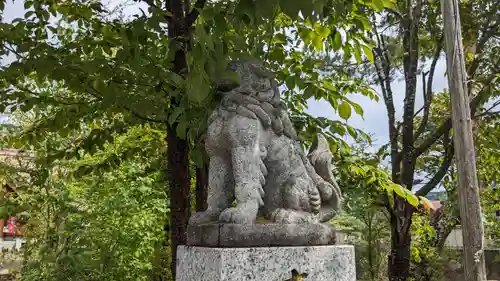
[329,122,346,136]
[285,76,295,90]
[351,102,364,116]
[312,35,323,51]
[168,108,184,125]
[392,183,405,198]
[383,0,397,9]
[373,0,385,11]
[187,71,209,103]
[338,102,352,120]
[366,176,377,185]
[343,43,352,61]
[347,126,358,139]
[353,16,371,30]
[24,0,32,9]
[314,23,331,38]
[274,33,287,44]
[332,31,342,50]
[236,0,256,23]
[304,86,317,99]
[268,47,286,62]
[353,45,362,64]
[255,0,278,20]
[168,72,184,88]
[466,51,473,61]
[213,14,227,35]
[176,121,188,139]
[190,147,205,167]
[405,190,419,207]
[301,2,313,18]
[280,0,302,20]
[298,28,315,45]
[362,45,374,63]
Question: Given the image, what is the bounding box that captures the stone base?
[176,245,356,281]
[187,223,336,247]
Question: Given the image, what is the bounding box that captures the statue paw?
[189,211,221,225]
[318,182,333,200]
[219,207,255,224]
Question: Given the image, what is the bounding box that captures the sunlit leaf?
[338,102,352,120]
[362,45,374,63]
[314,23,331,38]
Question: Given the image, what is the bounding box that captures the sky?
[308,60,449,147]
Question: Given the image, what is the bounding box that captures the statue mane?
[217,60,298,140]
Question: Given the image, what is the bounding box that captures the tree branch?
[373,23,400,182]
[475,100,500,118]
[4,44,26,61]
[413,76,493,158]
[384,8,403,19]
[476,110,500,117]
[15,86,99,106]
[85,82,167,123]
[466,4,499,81]
[400,0,423,189]
[414,36,444,142]
[415,144,454,197]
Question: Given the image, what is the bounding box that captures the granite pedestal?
[187,223,337,247]
[176,245,356,281]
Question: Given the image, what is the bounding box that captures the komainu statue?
[190,60,342,227]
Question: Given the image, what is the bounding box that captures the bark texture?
[163,0,206,278]
[441,0,487,279]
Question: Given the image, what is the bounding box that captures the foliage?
[330,140,391,281]
[408,213,462,281]
[0,0,429,207]
[0,0,388,146]
[1,105,169,281]
[477,115,500,248]
[319,0,500,277]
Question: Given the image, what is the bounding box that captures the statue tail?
[307,134,343,222]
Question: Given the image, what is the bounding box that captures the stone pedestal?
[176,245,356,281]
[187,223,337,247]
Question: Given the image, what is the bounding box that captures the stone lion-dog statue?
[190,60,342,225]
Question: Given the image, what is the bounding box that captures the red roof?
[430,200,442,211]
[0,149,29,157]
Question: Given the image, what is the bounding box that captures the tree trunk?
[166,0,190,279]
[388,198,414,281]
[166,125,190,278]
[367,215,374,280]
[195,165,208,212]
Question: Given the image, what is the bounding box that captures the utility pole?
[440,0,487,280]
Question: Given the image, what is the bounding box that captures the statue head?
[216,60,277,98]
